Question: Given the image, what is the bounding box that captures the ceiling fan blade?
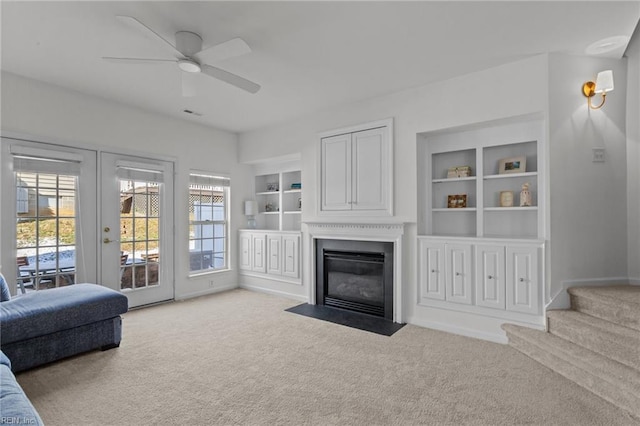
[201,64,261,94]
[103,57,177,65]
[195,38,251,63]
[116,15,182,58]
[181,72,198,97]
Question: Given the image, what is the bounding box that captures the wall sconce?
[582,70,614,109]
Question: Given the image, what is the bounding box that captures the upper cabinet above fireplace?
[319,118,393,217]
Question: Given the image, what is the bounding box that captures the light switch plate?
[592,148,605,163]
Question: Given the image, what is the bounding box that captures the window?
[12,147,83,291]
[188,173,229,273]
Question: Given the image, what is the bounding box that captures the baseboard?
[240,283,308,303]
[406,316,511,344]
[547,277,631,311]
[175,284,239,301]
[630,278,640,286]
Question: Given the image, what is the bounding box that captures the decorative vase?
[520,183,532,207]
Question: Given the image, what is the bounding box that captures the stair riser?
[548,318,640,371]
[506,331,640,420]
[570,294,640,332]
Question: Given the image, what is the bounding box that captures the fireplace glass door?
[324,250,385,316]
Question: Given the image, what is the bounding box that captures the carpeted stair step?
[568,286,640,331]
[502,324,640,419]
[547,310,640,371]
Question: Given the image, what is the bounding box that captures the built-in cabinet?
[319,118,393,216]
[240,158,302,288]
[417,116,546,326]
[239,231,300,283]
[418,237,542,319]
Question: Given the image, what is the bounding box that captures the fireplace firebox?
[316,239,393,320]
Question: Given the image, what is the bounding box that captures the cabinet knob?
[431,269,436,273]
[488,275,493,280]
[519,278,525,282]
[455,272,461,276]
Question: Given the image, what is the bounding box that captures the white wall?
[547,54,629,302]
[0,71,254,299]
[239,55,549,341]
[626,28,640,284]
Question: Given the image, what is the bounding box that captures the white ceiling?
[2,1,639,134]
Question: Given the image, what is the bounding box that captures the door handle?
[103,238,120,244]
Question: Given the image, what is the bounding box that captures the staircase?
[502,285,640,419]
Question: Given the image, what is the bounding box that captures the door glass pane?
[119,179,161,290]
[16,172,77,292]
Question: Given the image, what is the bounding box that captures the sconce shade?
[583,70,614,109]
[244,200,258,216]
[595,70,614,93]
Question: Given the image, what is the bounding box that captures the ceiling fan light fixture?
[178,59,201,73]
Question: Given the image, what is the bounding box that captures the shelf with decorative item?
[483,171,537,180]
[432,176,476,184]
[432,208,477,212]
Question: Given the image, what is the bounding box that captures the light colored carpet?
[16,289,638,425]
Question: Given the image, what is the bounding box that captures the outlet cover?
[592,148,605,163]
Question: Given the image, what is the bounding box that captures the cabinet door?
[418,240,445,301]
[282,234,300,279]
[239,232,252,271]
[321,133,352,211]
[266,235,282,275]
[475,245,505,309]
[352,127,387,210]
[506,246,539,314]
[445,243,473,305]
[251,234,266,273]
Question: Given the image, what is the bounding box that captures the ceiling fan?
[103,15,260,95]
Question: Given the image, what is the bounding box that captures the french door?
[3,140,174,307]
[100,153,174,307]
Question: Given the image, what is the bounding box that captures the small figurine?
[520,183,532,207]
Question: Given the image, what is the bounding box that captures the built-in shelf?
[483,172,538,180]
[432,176,477,184]
[418,117,544,240]
[432,208,477,212]
[484,207,538,212]
[253,167,301,231]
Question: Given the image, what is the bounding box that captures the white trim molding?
[305,221,405,323]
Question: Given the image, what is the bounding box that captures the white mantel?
[304,221,405,323]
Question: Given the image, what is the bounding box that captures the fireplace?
[316,239,394,320]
